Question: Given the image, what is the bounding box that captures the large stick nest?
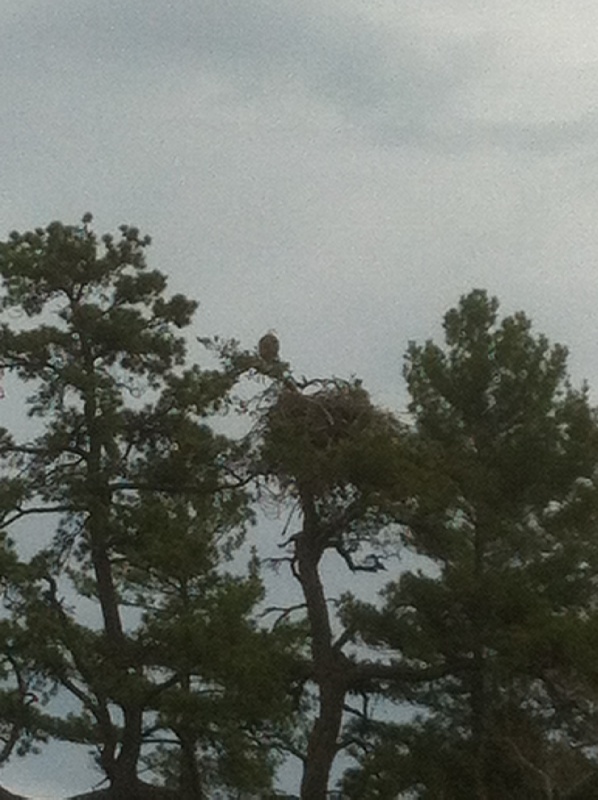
[261,383,401,494]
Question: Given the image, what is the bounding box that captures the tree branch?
[2,505,75,526]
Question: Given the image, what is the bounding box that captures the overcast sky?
[3,1,598,796]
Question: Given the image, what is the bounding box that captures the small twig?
[261,555,295,573]
[260,602,307,628]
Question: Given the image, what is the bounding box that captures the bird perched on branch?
[258,330,280,363]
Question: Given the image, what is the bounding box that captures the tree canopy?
[1,220,598,800]
[0,218,299,799]
[340,289,598,799]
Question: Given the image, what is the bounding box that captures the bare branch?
[260,603,307,628]
[352,657,473,690]
[2,505,75,526]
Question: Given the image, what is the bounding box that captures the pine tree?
[342,290,598,798]
[0,217,295,799]
[243,369,441,800]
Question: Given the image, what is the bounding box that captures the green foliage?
[342,290,598,798]
[4,219,598,800]
[0,216,298,797]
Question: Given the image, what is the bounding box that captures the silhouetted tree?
[0,217,297,799]
[342,290,598,799]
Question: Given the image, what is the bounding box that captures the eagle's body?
[258,331,280,363]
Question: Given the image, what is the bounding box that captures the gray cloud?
[1,0,496,150]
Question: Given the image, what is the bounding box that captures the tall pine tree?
[0,217,295,799]
[342,290,598,799]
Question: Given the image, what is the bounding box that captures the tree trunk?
[109,705,144,799]
[300,676,345,800]
[471,518,489,800]
[176,724,205,800]
[296,489,348,800]
[81,348,144,794]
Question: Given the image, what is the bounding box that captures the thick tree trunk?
[177,729,204,800]
[109,705,144,799]
[84,382,124,645]
[471,519,489,800]
[300,676,345,800]
[296,489,348,800]
[82,351,145,794]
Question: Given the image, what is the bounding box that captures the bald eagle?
[258,331,280,363]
